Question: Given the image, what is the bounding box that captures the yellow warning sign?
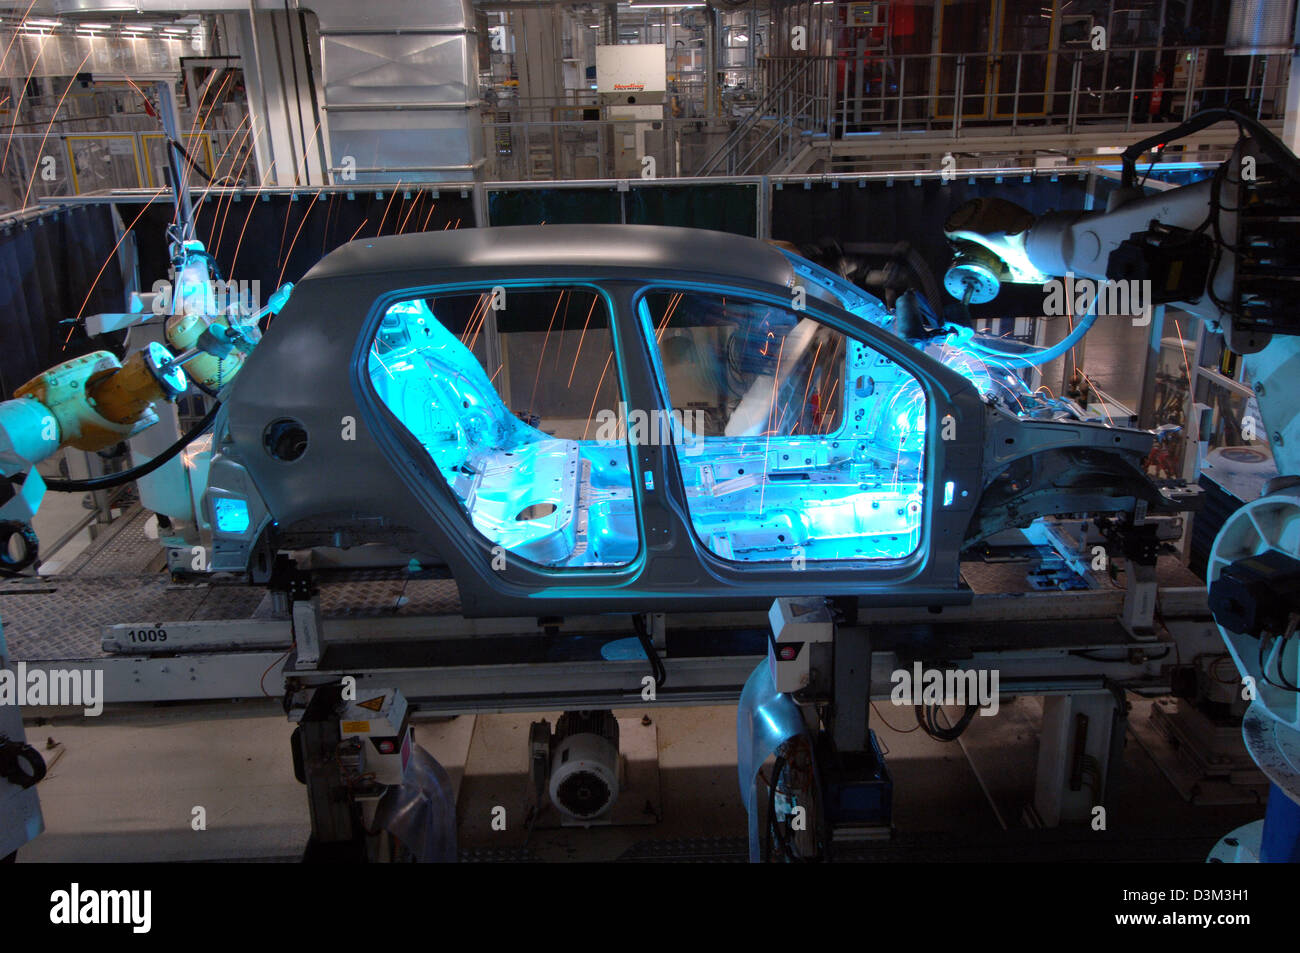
[341,720,371,734]
[357,696,385,712]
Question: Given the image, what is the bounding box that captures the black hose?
[915,702,979,742]
[631,613,667,689]
[764,754,785,863]
[1121,106,1300,189]
[168,136,214,185]
[44,402,221,492]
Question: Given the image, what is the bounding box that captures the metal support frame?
[292,682,366,861]
[1031,687,1125,828]
[831,625,871,753]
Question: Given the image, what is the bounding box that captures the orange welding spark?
[1007,385,1026,413]
[277,187,325,288]
[567,295,600,388]
[758,335,787,516]
[459,293,484,344]
[273,193,298,276]
[396,189,423,234]
[124,76,150,103]
[818,377,840,434]
[172,71,234,232]
[1079,370,1114,425]
[462,291,490,347]
[419,200,439,232]
[468,293,495,352]
[582,352,615,441]
[346,218,369,243]
[374,181,404,237]
[454,218,461,229]
[654,292,681,342]
[292,120,323,186]
[209,118,259,258]
[1172,317,1193,386]
[184,70,232,162]
[529,291,566,413]
[204,114,252,248]
[21,49,94,210]
[192,72,234,154]
[66,188,169,346]
[0,0,41,76]
[554,290,572,371]
[321,192,340,255]
[488,363,504,385]
[216,120,270,256]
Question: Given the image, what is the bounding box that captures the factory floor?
[15,694,1262,863]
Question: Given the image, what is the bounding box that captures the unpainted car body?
[204,225,1169,616]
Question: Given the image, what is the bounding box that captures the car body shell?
[205,224,1165,616]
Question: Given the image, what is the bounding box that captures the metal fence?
[1,128,255,210]
[817,43,1289,138]
[476,42,1288,181]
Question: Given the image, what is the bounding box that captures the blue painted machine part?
[1260,783,1300,863]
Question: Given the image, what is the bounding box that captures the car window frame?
[631,280,937,572]
[355,278,649,577]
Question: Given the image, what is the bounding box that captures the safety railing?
[482,115,686,181]
[495,43,1289,181]
[697,56,826,176]
[676,42,1290,176]
[799,43,1289,139]
[0,128,255,211]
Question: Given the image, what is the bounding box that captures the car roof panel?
[302,223,796,289]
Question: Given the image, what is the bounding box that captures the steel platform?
[0,505,1213,710]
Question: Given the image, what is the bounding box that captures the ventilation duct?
[1225,0,1298,55]
[46,0,482,183]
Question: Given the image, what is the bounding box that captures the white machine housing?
[768,597,835,694]
[339,689,413,786]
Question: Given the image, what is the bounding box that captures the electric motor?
[548,710,620,822]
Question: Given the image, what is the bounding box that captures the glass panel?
[368,287,637,568]
[641,289,926,563]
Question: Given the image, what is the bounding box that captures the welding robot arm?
[0,344,191,572]
[0,239,293,574]
[942,109,1300,766]
[942,106,1300,476]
